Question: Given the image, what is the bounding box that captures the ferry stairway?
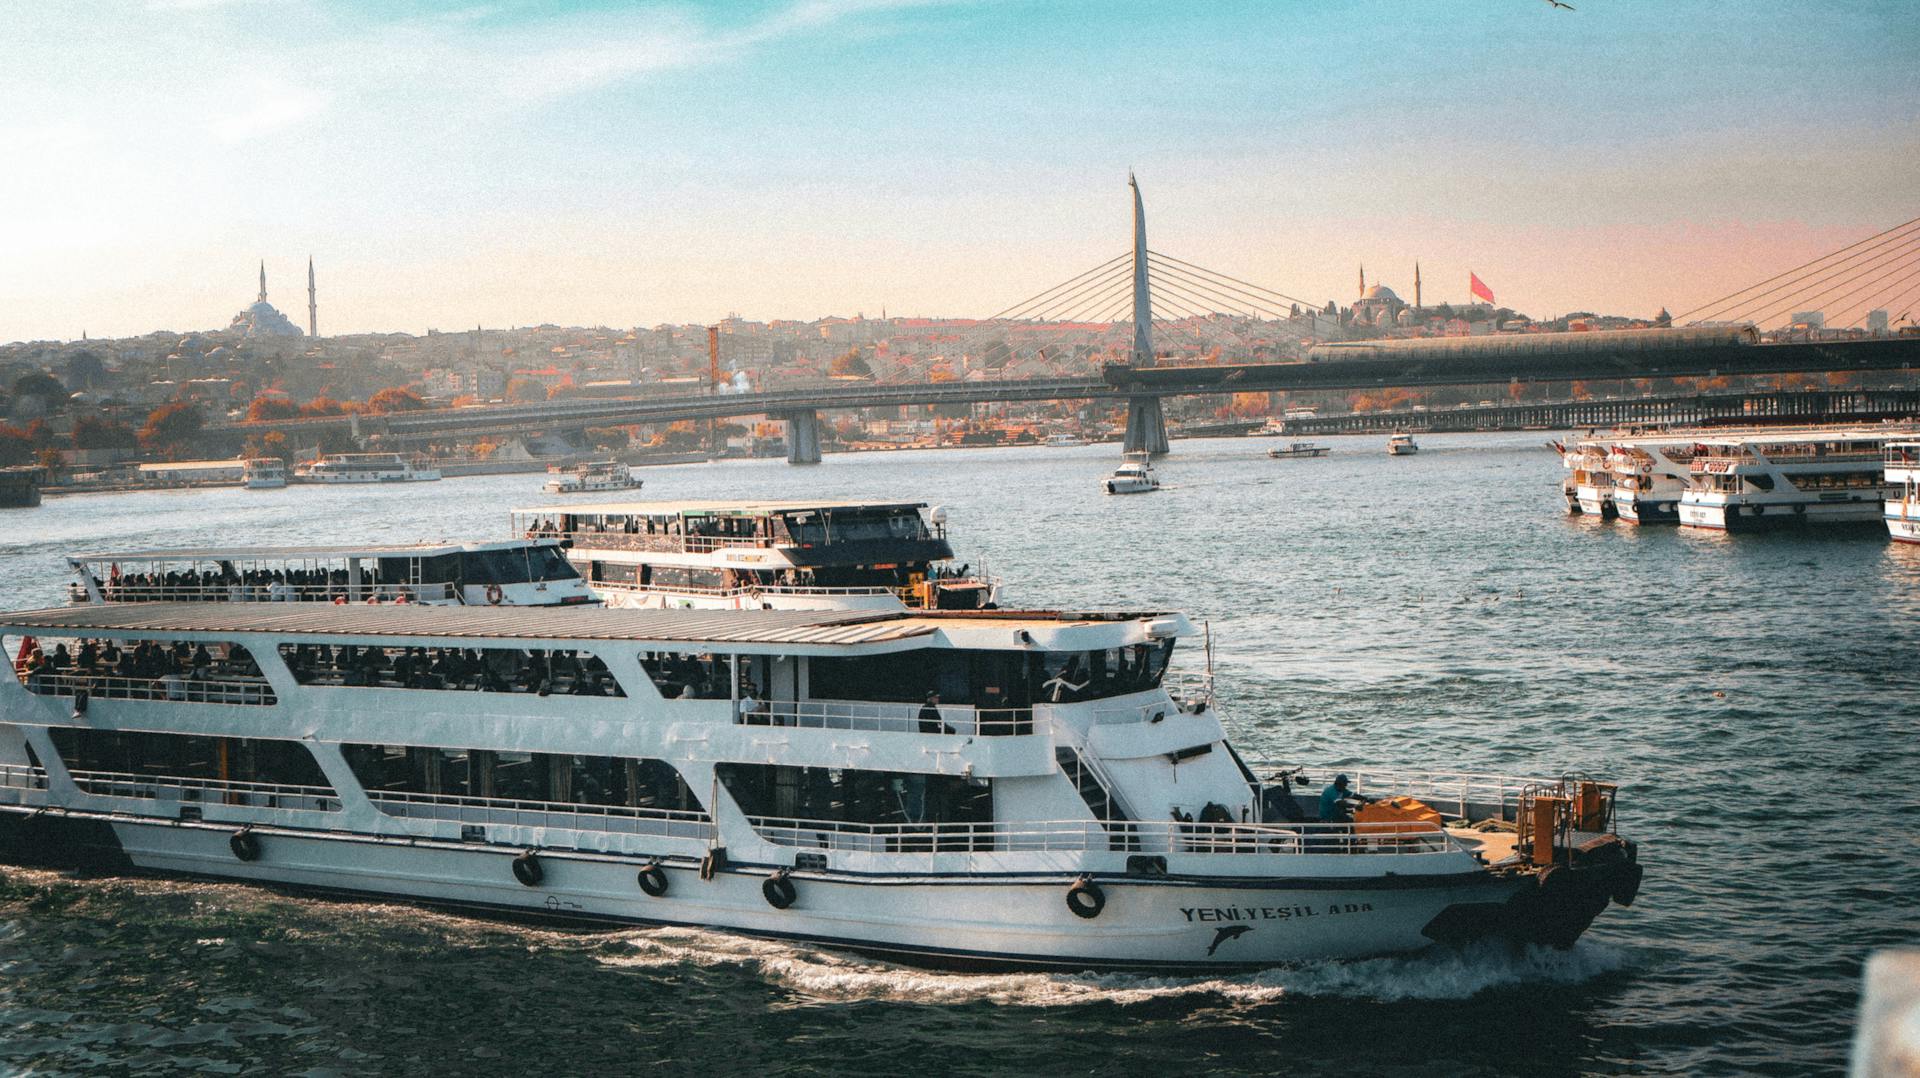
[1055,746,1137,851]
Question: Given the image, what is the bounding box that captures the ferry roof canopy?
[511,499,929,518]
[70,540,562,563]
[0,603,1181,647]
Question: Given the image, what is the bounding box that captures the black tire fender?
[1066,876,1105,919]
[512,849,543,887]
[637,862,670,898]
[229,829,261,862]
[762,870,797,910]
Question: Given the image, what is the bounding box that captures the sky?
[1,0,1915,343]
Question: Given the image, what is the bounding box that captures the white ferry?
[0,602,1642,970]
[1885,442,1920,544]
[1266,442,1330,459]
[513,501,1000,612]
[544,461,643,495]
[1562,441,1615,519]
[1607,439,1697,525]
[243,458,288,490]
[296,453,442,484]
[66,540,598,607]
[1044,434,1092,448]
[1105,454,1159,495]
[1680,431,1896,531]
[1386,433,1419,457]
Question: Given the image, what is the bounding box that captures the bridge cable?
[1146,249,1329,313]
[1833,261,1920,328]
[1148,261,1290,320]
[1740,237,1920,327]
[1674,214,1920,324]
[978,251,1132,322]
[1679,216,1920,324]
[1722,229,1920,324]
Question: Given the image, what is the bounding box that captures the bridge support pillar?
[1122,396,1169,456]
[784,409,822,465]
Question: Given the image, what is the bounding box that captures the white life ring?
[485,584,505,606]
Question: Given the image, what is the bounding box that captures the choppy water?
[2,433,1916,1076]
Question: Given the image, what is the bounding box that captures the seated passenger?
[1318,774,1370,823]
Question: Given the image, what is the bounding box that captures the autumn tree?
[11,371,67,414]
[365,387,428,413]
[505,379,549,403]
[247,397,301,421]
[243,431,290,462]
[585,427,629,450]
[138,402,205,454]
[829,349,873,377]
[300,396,346,417]
[72,415,137,450]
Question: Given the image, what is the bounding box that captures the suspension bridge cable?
[1823,253,1920,326]
[1146,249,1327,312]
[1833,262,1920,327]
[979,252,1132,323]
[1147,262,1286,319]
[1726,230,1920,325]
[1674,215,1920,323]
[1744,238,1920,327]
[1022,265,1135,324]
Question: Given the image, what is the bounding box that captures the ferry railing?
[66,769,340,812]
[366,789,713,841]
[745,815,1457,858]
[0,765,49,792]
[1238,762,1550,824]
[17,669,278,706]
[737,700,1034,736]
[75,581,458,604]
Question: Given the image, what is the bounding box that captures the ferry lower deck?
[0,603,1640,969]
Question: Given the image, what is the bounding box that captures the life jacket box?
[1353,795,1443,834]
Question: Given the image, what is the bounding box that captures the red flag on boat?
[1469,272,1495,304]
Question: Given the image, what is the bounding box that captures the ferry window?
[639,651,733,699]
[344,745,700,811]
[48,728,331,790]
[1029,642,1172,702]
[279,643,625,697]
[717,762,990,829]
[1747,474,1775,492]
[18,638,276,705]
[417,554,460,584]
[809,650,976,704]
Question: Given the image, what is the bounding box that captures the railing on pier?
[746,814,1458,858]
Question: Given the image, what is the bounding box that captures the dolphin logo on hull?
[1206,924,1253,956]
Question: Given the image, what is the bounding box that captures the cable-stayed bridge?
[220,187,1920,461]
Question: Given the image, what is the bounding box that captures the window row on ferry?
[18,638,274,704]
[279,643,624,697]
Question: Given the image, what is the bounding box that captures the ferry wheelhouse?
[544,461,643,495]
[296,453,441,484]
[512,501,1000,612]
[1680,431,1896,531]
[1886,442,1920,544]
[66,541,598,607]
[1607,439,1696,525]
[0,602,1641,970]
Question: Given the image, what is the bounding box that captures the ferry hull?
[1682,497,1886,531]
[0,810,1627,970]
[1889,514,1920,544]
[1616,497,1679,525]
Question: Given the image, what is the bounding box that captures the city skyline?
[2,0,1913,344]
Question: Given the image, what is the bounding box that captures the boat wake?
[598,928,1631,1007]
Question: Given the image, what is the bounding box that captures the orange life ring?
[485,584,504,606]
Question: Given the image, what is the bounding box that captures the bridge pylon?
[1123,396,1169,455]
[1127,174,1170,456]
[783,409,822,464]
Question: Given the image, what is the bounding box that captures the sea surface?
[0,433,1916,1076]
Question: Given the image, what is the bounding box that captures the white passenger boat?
[1266,442,1330,459]
[0,602,1642,970]
[296,453,441,484]
[242,458,288,490]
[1885,442,1920,544]
[66,540,598,607]
[1386,433,1419,457]
[1044,434,1092,448]
[1608,439,1697,525]
[1563,441,1615,519]
[1105,454,1159,494]
[513,501,1000,612]
[1679,431,1897,531]
[544,461,643,495]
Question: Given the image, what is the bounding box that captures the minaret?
[307,256,317,338]
[1414,261,1422,311]
[257,260,268,303]
[1358,264,1366,298]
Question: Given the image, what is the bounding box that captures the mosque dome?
[227,263,304,338]
[1360,284,1400,304]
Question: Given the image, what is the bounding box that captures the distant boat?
[544,460,643,495]
[1105,453,1159,495]
[243,458,287,489]
[1044,433,1091,448]
[1387,433,1419,456]
[295,453,440,483]
[1267,442,1330,459]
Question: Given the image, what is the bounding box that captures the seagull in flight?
[1544,0,1574,8]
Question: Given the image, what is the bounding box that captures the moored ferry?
[0,602,1642,970]
[243,458,288,490]
[296,453,442,484]
[544,460,643,495]
[66,540,598,607]
[1608,439,1697,525]
[1565,441,1615,518]
[1679,431,1897,531]
[1886,442,1920,544]
[513,501,1000,612]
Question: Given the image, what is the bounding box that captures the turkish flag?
[1469,272,1495,304]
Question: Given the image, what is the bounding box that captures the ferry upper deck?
[511,500,956,564]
